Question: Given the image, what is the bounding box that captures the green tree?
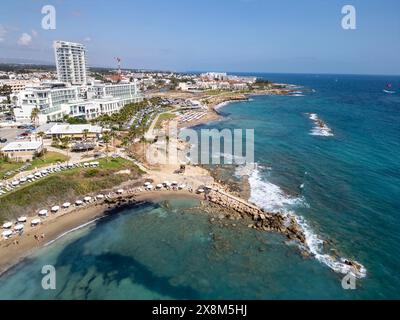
[36,131,46,146]
[102,131,111,161]
[0,85,12,104]
[61,136,71,164]
[30,107,40,128]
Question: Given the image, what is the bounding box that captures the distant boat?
[383,83,396,94]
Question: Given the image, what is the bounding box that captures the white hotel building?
[13,81,142,123]
[54,41,88,85]
[13,41,143,124]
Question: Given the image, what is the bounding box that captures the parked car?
[0,138,7,143]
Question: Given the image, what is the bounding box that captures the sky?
[0,0,399,75]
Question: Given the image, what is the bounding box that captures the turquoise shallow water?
[0,74,399,299]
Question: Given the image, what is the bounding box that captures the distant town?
[0,40,282,166]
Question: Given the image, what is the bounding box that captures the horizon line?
[0,61,399,77]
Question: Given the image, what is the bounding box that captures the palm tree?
[36,131,45,147]
[30,107,40,128]
[110,129,117,149]
[61,136,71,164]
[82,129,89,141]
[82,129,89,157]
[102,132,111,161]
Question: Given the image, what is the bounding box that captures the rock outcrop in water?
[205,189,306,244]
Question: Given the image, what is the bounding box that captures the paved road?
[0,128,25,145]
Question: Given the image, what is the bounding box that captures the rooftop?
[2,141,43,152]
[45,123,103,135]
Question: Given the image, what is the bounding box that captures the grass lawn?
[27,151,69,170]
[0,160,23,179]
[155,112,176,128]
[0,157,143,221]
[0,151,69,180]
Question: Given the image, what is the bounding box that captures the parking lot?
[0,128,26,146]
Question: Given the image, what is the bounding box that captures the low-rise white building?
[12,81,143,123]
[41,123,103,140]
[1,141,43,161]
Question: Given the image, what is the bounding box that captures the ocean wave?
[248,166,366,278]
[44,217,103,247]
[214,101,231,110]
[248,168,307,212]
[307,113,334,137]
[211,152,247,164]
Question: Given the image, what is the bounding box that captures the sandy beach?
[0,87,291,276]
[0,188,207,275]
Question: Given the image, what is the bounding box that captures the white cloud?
[31,29,38,37]
[83,37,91,42]
[18,33,32,46]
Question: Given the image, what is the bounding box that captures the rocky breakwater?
[205,189,306,244]
[205,188,366,278]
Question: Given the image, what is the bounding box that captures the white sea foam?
[248,166,366,278]
[234,162,257,177]
[307,113,334,137]
[248,168,306,212]
[214,101,231,110]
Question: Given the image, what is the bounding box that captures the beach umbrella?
[144,182,151,186]
[31,219,41,226]
[17,217,27,223]
[197,189,205,194]
[27,174,34,179]
[163,181,170,186]
[2,222,12,229]
[117,189,124,194]
[38,209,48,216]
[171,181,178,186]
[34,172,41,177]
[75,200,83,206]
[51,206,60,213]
[84,196,92,202]
[2,230,13,238]
[178,184,186,190]
[84,162,90,167]
[12,181,19,186]
[62,202,71,208]
[20,177,27,183]
[14,224,24,231]
[96,194,105,199]
[147,184,154,190]
[41,170,48,174]
[156,184,163,189]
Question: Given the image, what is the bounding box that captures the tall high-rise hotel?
[53,41,88,85]
[13,40,142,123]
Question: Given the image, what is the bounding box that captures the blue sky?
[0,0,399,74]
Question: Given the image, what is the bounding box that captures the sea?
[0,73,399,299]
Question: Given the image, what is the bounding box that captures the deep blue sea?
[0,74,399,299]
